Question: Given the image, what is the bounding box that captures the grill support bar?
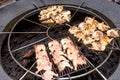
[0,32,46,34]
[19,61,37,80]
[11,37,48,52]
[86,58,107,80]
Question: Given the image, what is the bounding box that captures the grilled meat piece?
[34,44,52,73]
[73,54,87,70]
[39,6,71,25]
[78,22,88,31]
[48,40,62,52]
[42,70,58,80]
[91,35,113,51]
[91,41,107,51]
[92,31,103,41]
[98,22,110,31]
[51,51,67,64]
[69,26,79,34]
[101,35,113,44]
[107,29,119,38]
[48,40,71,71]
[82,34,94,45]
[74,30,84,41]
[58,60,73,72]
[61,37,87,70]
[68,16,118,51]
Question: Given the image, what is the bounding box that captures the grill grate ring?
[0,4,119,80]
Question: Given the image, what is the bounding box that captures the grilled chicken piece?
[42,70,58,80]
[67,46,86,70]
[68,16,118,51]
[107,29,119,38]
[61,10,71,22]
[47,6,57,12]
[69,26,79,34]
[67,46,79,58]
[36,59,52,73]
[91,41,107,51]
[85,24,96,34]
[73,54,86,70]
[55,6,63,12]
[60,37,74,50]
[39,13,51,21]
[55,17,66,25]
[82,34,94,45]
[51,51,67,64]
[101,35,113,44]
[85,17,94,25]
[78,22,88,31]
[48,40,71,72]
[85,17,99,26]
[98,22,110,31]
[54,10,71,24]
[78,22,96,35]
[40,10,48,15]
[92,31,103,41]
[74,30,84,41]
[92,19,99,27]
[91,35,113,51]
[58,60,73,72]
[48,40,62,52]
[77,55,86,65]
[61,37,87,70]
[34,44,47,59]
[34,44,52,73]
[39,6,71,25]
[41,19,54,24]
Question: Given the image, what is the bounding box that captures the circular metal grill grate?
[0,3,120,80]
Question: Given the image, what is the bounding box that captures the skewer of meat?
[34,44,52,73]
[39,6,71,25]
[34,44,57,80]
[68,16,119,51]
[61,37,87,70]
[48,40,73,71]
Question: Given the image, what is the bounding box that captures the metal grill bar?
[106,40,120,51]
[19,61,37,80]
[33,2,40,10]
[12,37,48,52]
[56,60,90,78]
[71,0,86,19]
[23,18,48,28]
[86,58,107,80]
[0,32,46,34]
